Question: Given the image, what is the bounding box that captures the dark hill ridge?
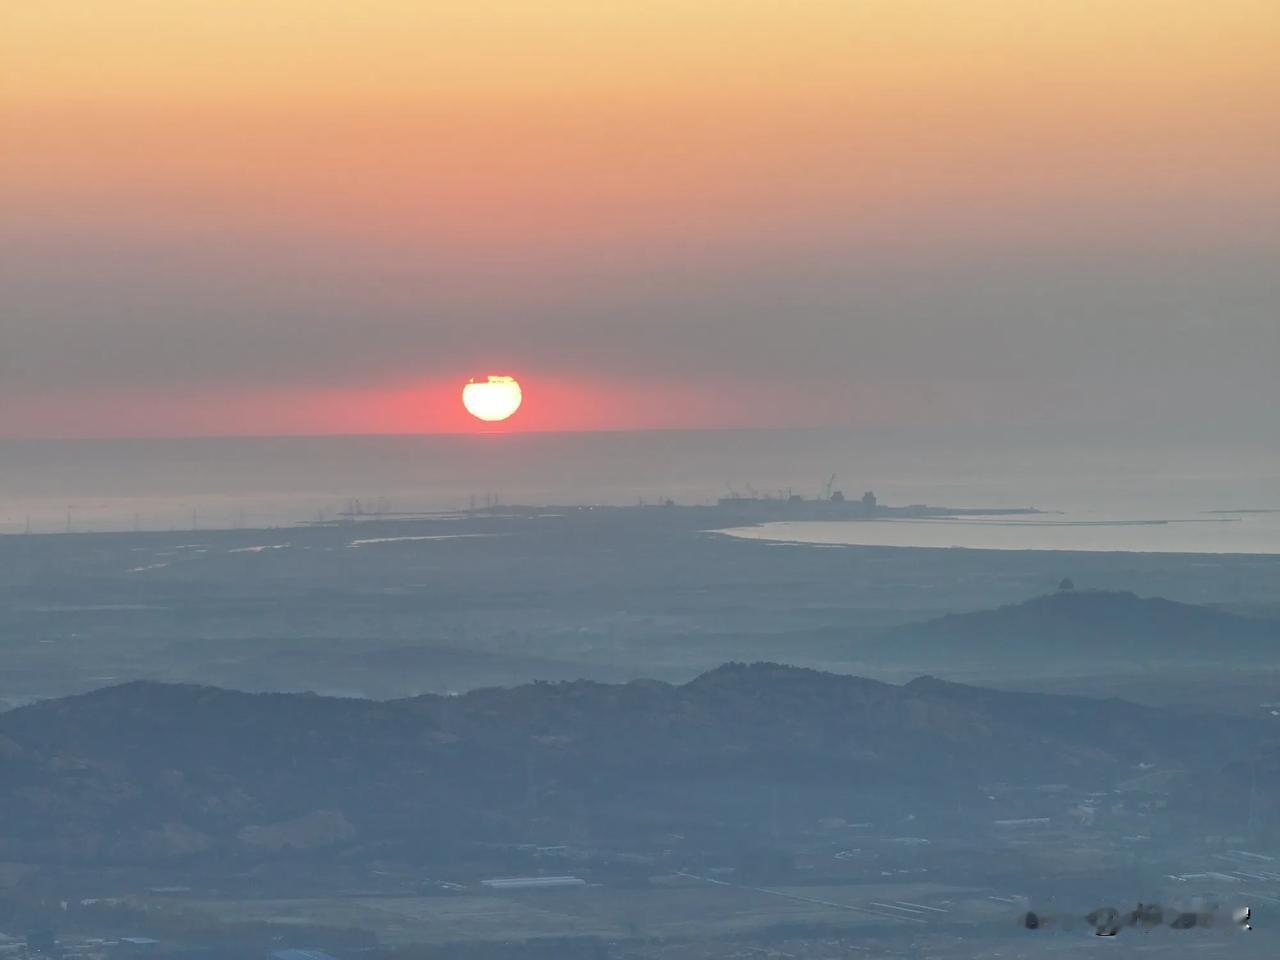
[869,589,1280,666]
[0,664,1263,865]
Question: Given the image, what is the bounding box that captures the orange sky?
[2,1,1278,436]
[9,1,1277,245]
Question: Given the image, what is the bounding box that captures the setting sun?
[462,375,522,422]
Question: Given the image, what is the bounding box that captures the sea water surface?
[716,510,1280,555]
[1,428,1277,553]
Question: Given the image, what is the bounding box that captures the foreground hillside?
[0,663,1265,866]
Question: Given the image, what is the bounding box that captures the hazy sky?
[2,1,1277,437]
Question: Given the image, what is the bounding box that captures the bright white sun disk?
[462,376,522,422]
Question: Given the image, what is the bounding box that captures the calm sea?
[1,428,1277,552]
[716,512,1280,555]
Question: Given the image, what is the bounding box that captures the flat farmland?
[167,881,984,945]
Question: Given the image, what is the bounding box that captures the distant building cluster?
[716,489,880,519]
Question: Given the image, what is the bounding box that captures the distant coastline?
[715,509,1280,556]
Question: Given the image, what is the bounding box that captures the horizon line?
[0,424,905,444]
